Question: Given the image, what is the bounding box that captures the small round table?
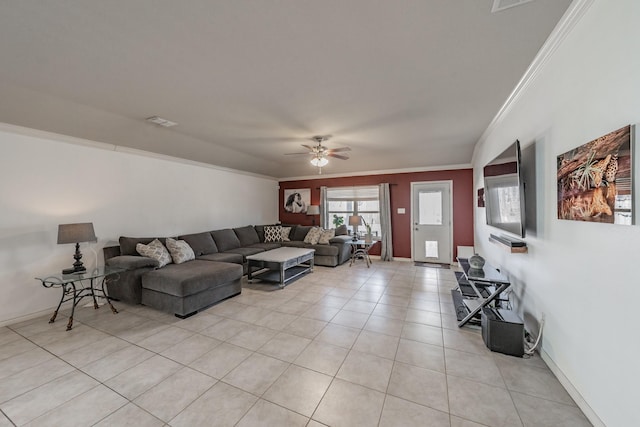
[348,239,378,268]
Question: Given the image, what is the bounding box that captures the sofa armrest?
[329,235,352,244]
[106,255,158,270]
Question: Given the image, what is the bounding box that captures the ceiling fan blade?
[328,153,350,160]
[301,144,315,151]
[329,147,351,152]
[284,152,312,155]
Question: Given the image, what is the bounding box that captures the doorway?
[411,181,453,264]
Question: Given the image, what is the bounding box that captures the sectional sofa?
[103,224,352,317]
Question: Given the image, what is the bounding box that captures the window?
[326,186,380,237]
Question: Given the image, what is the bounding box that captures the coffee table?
[246,247,315,288]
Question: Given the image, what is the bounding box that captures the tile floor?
[0,261,592,426]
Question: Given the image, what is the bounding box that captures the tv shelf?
[489,234,528,253]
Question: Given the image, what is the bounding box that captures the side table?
[348,239,378,268]
[35,266,124,330]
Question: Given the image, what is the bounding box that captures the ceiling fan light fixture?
[310,157,328,167]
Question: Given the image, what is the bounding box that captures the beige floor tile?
[206,300,250,317]
[236,399,308,427]
[258,332,311,362]
[301,305,340,322]
[167,382,257,427]
[293,291,326,304]
[396,338,445,372]
[294,340,349,376]
[313,378,386,427]
[337,350,394,392]
[284,317,327,339]
[0,357,75,403]
[0,336,38,361]
[363,315,404,337]
[448,375,522,427]
[401,321,444,346]
[442,328,489,355]
[136,326,194,353]
[160,333,222,365]
[387,362,449,412]
[328,288,358,299]
[0,413,11,427]
[105,355,182,400]
[352,330,399,360]
[0,347,53,381]
[444,347,505,387]
[223,353,289,395]
[307,419,329,427]
[227,305,272,323]
[174,312,224,332]
[134,367,216,422]
[405,308,442,327]
[226,324,277,351]
[0,327,23,346]
[27,384,128,427]
[60,335,129,368]
[189,342,252,379]
[116,319,171,343]
[315,323,360,349]
[408,299,442,313]
[274,299,313,315]
[254,311,298,330]
[39,326,112,356]
[263,365,332,416]
[379,395,450,427]
[378,294,410,307]
[352,290,384,303]
[81,344,154,382]
[0,370,98,425]
[450,416,487,427]
[372,303,408,320]
[330,309,369,329]
[316,295,349,309]
[342,299,377,315]
[200,317,251,341]
[499,362,576,405]
[94,402,165,426]
[511,391,592,427]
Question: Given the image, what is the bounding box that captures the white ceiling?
[0,0,571,178]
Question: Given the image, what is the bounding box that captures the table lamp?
[57,222,97,274]
[306,205,320,226]
[348,215,362,241]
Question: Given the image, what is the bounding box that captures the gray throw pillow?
[264,225,283,242]
[165,237,196,264]
[136,239,172,268]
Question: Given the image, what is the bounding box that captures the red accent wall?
[279,169,474,259]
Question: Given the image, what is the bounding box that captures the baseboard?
[540,349,605,427]
[0,307,56,328]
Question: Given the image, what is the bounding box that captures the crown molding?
[278,163,472,182]
[0,122,278,182]
[471,0,596,164]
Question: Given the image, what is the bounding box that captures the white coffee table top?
[246,247,315,262]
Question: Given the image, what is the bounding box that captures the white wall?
[0,125,278,326]
[472,1,639,426]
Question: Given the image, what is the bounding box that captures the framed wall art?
[557,125,633,225]
[283,188,310,213]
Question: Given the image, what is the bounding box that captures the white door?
[412,181,452,264]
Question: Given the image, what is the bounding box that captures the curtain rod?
[313,183,398,190]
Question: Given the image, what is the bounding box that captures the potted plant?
[361,217,373,243]
[332,214,344,228]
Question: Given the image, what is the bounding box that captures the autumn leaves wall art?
[557,125,634,225]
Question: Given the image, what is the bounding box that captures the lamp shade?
[306,205,320,215]
[348,215,362,227]
[57,223,97,244]
[310,157,328,167]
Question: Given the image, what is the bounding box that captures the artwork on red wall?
[557,125,633,224]
[284,188,310,213]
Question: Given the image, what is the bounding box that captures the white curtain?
[319,186,329,228]
[379,183,393,261]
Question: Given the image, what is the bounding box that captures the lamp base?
[62,243,86,275]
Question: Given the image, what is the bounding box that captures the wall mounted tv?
[483,140,526,238]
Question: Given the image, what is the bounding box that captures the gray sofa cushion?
[249,242,281,251]
[234,226,260,246]
[106,255,159,269]
[142,260,242,297]
[120,237,167,256]
[335,224,348,236]
[306,244,339,257]
[197,252,244,265]
[224,247,265,261]
[211,229,241,252]
[179,232,218,256]
[291,225,312,241]
[280,241,307,248]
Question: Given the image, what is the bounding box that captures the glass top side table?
[35,266,124,330]
[348,239,378,268]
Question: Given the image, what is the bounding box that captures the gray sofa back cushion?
[234,226,260,246]
[120,237,167,256]
[291,225,312,241]
[211,229,241,252]
[179,232,218,256]
[335,224,348,236]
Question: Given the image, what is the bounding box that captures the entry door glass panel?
[412,182,452,264]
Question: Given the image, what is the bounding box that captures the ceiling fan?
[285,135,351,174]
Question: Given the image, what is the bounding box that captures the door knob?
[415,228,418,231]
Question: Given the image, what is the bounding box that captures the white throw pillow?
[318,228,335,245]
[136,239,172,268]
[303,227,323,245]
[165,237,195,264]
[264,225,283,242]
[281,226,292,242]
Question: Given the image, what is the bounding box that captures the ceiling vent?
[146,116,177,127]
[491,0,534,13]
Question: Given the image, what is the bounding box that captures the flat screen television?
[483,140,526,238]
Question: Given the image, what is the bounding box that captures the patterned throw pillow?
[281,226,292,242]
[264,225,283,242]
[303,226,323,245]
[318,228,335,245]
[165,237,195,264]
[136,239,172,268]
